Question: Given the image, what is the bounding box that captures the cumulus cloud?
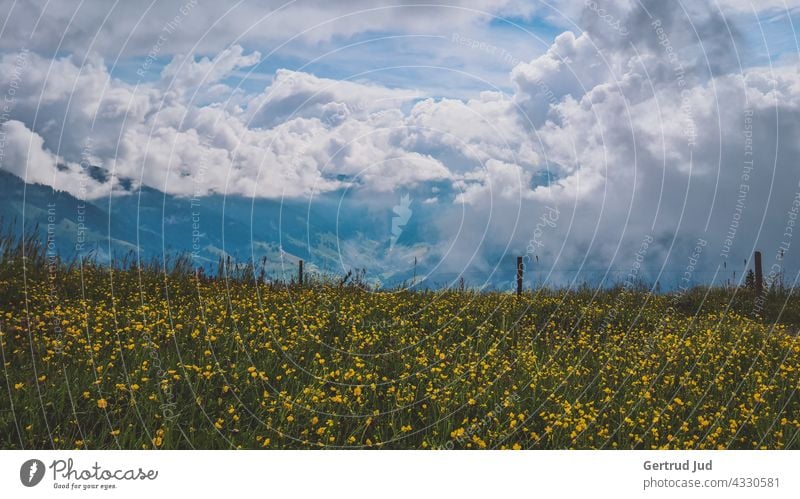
[392,0,800,285]
[0,120,109,197]
[0,46,455,198]
[471,0,800,285]
[244,69,421,129]
[161,44,262,99]
[0,0,799,285]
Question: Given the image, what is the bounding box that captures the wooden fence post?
[516,256,523,296]
[754,251,763,297]
[298,260,304,286]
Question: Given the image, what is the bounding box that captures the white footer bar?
[2,450,797,498]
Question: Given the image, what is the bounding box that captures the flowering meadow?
[2,238,799,450]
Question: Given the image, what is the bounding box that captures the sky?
[0,0,799,289]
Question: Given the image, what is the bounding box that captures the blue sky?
[739,8,799,65]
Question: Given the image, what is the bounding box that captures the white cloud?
[243,69,421,128]
[161,44,262,96]
[0,0,538,57]
[0,120,109,198]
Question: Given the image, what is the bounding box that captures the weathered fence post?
[516,256,523,296]
[298,259,304,286]
[754,251,763,297]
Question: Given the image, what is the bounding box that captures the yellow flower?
[97,398,108,409]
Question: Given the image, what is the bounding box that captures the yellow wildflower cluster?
[2,263,799,449]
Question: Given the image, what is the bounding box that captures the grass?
[1,229,799,449]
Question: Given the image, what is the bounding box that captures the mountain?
[0,169,440,286]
